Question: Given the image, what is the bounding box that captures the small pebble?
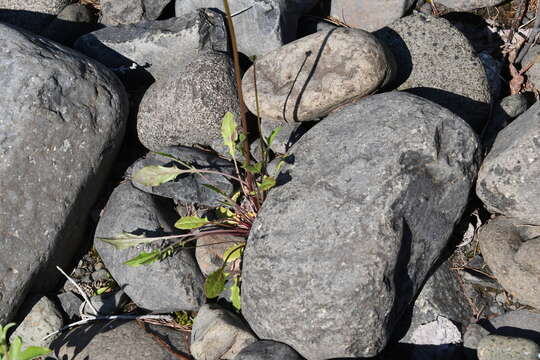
[477,335,540,360]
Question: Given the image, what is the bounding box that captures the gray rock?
[477,335,540,360]
[374,12,491,132]
[233,340,304,360]
[0,0,74,33]
[195,234,244,277]
[477,101,540,224]
[477,217,540,309]
[137,52,239,152]
[330,0,415,31]
[94,181,205,312]
[260,119,309,155]
[175,0,318,57]
[436,0,507,11]
[90,268,110,282]
[56,292,83,320]
[100,0,173,25]
[130,146,234,207]
[479,51,503,100]
[522,45,540,88]
[11,296,63,350]
[242,28,395,122]
[75,9,227,93]
[41,3,97,46]
[82,290,129,316]
[241,92,480,359]
[191,304,257,360]
[407,316,462,345]
[0,23,128,324]
[53,320,190,359]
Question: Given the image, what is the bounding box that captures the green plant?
[0,323,51,360]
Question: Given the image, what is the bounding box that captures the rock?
[41,3,97,46]
[330,0,415,31]
[11,296,63,350]
[82,290,129,316]
[242,28,395,123]
[100,0,173,25]
[477,101,540,224]
[191,304,257,360]
[74,9,227,93]
[137,52,239,152]
[94,181,205,312]
[53,320,191,359]
[477,335,540,360]
[91,268,110,282]
[195,234,244,277]
[0,0,74,33]
[241,92,480,359]
[260,119,311,155]
[56,292,83,320]
[408,316,462,345]
[522,45,540,88]
[476,216,540,309]
[130,146,234,207]
[436,0,507,11]
[479,51,503,100]
[0,23,128,324]
[233,340,304,360]
[374,12,491,132]
[175,0,318,57]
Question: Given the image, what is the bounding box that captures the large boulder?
[374,13,491,132]
[330,0,415,31]
[0,0,75,33]
[476,101,540,224]
[0,24,128,323]
[175,0,318,57]
[242,28,395,123]
[241,92,480,359]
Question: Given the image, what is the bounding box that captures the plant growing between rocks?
[0,323,50,360]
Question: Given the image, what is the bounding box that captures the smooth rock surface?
[0,23,128,324]
[233,340,304,360]
[477,335,540,360]
[175,0,318,57]
[407,316,462,345]
[476,101,540,224]
[330,0,415,31]
[94,181,205,312]
[56,292,83,320]
[191,304,257,360]
[477,216,540,309]
[100,0,173,25]
[374,12,491,132]
[243,28,395,122]
[241,92,480,359]
[436,0,507,11]
[137,52,239,152]
[130,146,234,207]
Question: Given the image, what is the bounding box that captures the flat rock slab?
[476,101,540,224]
[330,0,415,31]
[0,23,128,323]
[242,28,395,123]
[241,92,480,359]
[374,12,491,132]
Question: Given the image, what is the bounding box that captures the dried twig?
[56,266,98,317]
[516,0,540,63]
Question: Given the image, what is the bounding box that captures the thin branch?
[56,266,98,317]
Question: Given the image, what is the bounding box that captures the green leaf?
[241,161,262,174]
[273,160,286,175]
[124,250,161,267]
[258,176,276,192]
[7,336,22,360]
[18,346,51,360]
[204,269,226,299]
[230,277,241,311]
[95,287,109,295]
[266,126,282,147]
[223,243,244,262]
[174,216,209,230]
[216,206,235,219]
[1,323,16,346]
[221,112,238,158]
[202,184,228,198]
[98,232,160,250]
[133,165,185,187]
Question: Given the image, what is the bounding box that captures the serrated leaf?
[18,346,51,360]
[241,161,262,174]
[133,165,185,187]
[266,126,282,147]
[204,269,226,299]
[124,250,161,267]
[98,232,161,250]
[223,243,244,262]
[258,176,276,191]
[221,112,238,158]
[174,216,209,230]
[230,277,241,311]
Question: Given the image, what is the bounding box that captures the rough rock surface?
[243,28,395,122]
[241,92,480,359]
[75,10,227,93]
[233,340,304,360]
[130,146,234,207]
[477,216,540,309]
[374,12,491,132]
[41,3,97,46]
[476,101,540,224]
[175,0,318,57]
[94,181,205,312]
[137,52,239,152]
[522,45,540,88]
[0,0,75,33]
[330,0,415,31]
[436,0,506,11]
[100,0,173,25]
[54,320,190,359]
[191,304,257,360]
[261,119,312,155]
[477,335,540,360]
[195,234,244,277]
[0,24,128,324]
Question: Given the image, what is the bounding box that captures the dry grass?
[80,0,100,11]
